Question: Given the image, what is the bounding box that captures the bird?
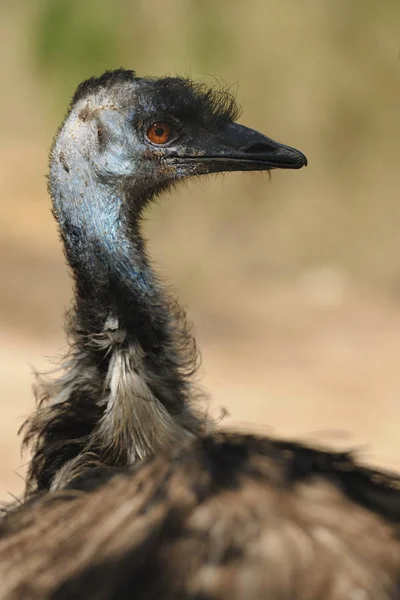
[21,68,307,495]
[2,69,400,600]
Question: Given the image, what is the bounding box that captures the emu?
[22,68,306,494]
[1,69,400,599]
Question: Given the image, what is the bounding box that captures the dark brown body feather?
[1,433,400,599]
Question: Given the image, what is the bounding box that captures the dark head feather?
[71,68,137,105]
[146,76,241,125]
[70,68,240,126]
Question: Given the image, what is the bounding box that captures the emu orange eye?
[146,122,172,145]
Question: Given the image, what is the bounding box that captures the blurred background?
[1,0,400,501]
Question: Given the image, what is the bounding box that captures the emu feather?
[2,435,400,599]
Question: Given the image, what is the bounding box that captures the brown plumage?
[2,434,400,599]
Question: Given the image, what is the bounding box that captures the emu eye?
[146,122,172,145]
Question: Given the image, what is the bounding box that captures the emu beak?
[166,122,307,175]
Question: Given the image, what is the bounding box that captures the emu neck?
[29,149,204,492]
[52,154,166,347]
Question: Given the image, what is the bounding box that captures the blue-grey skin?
[24,69,307,493]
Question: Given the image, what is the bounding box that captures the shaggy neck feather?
[23,144,205,494]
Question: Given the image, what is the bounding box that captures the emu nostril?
[244,142,276,154]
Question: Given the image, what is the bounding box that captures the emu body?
[2,435,400,599]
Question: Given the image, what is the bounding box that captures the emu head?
[50,69,307,220]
